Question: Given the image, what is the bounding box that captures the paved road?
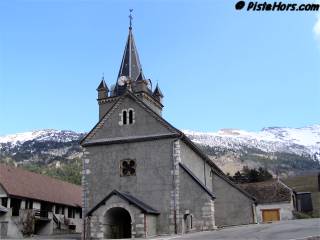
[25,233,81,239]
[23,218,320,240]
[158,219,320,240]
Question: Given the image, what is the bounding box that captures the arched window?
[122,110,127,125]
[119,108,135,126]
[128,109,133,124]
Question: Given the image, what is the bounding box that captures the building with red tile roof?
[0,164,82,238]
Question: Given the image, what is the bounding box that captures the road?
[24,218,319,240]
[159,219,320,240]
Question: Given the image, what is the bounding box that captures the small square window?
[120,159,136,176]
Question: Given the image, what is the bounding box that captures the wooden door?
[262,209,280,222]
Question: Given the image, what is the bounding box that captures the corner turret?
[97,77,109,100]
[153,83,163,103]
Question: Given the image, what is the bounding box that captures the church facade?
[81,19,256,239]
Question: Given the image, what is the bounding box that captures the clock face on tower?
[117,76,128,86]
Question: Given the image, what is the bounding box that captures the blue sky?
[0,0,319,135]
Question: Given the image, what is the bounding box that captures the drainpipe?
[171,139,178,234]
[144,214,147,238]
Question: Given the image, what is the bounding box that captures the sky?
[0,0,319,135]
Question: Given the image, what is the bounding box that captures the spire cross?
[129,9,133,29]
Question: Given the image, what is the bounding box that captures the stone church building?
[81,18,256,239]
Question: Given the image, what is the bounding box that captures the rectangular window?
[55,205,60,214]
[1,198,8,208]
[68,207,75,218]
[10,198,21,216]
[25,200,33,209]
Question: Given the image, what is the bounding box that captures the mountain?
[184,125,320,175]
[0,126,319,180]
[184,125,320,157]
[0,130,85,165]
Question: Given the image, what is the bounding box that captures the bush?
[292,210,312,219]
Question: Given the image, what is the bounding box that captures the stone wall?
[256,202,294,223]
[0,209,23,239]
[174,140,215,234]
[212,173,255,227]
[89,96,173,142]
[146,215,157,237]
[84,138,175,236]
[89,195,148,239]
[179,167,215,233]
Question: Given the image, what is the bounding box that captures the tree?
[230,166,273,183]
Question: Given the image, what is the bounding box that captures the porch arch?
[104,207,132,239]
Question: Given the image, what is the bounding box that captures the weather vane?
[129,9,133,29]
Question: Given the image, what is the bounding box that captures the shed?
[294,192,313,212]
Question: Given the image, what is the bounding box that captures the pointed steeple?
[117,29,144,81]
[153,83,163,103]
[97,75,109,99]
[97,79,108,91]
[114,10,145,96]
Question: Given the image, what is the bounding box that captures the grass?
[282,173,320,218]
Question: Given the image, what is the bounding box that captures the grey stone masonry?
[169,140,181,234]
[81,147,90,240]
[201,200,216,230]
[88,195,152,239]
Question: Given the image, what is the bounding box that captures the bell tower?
[97,10,164,119]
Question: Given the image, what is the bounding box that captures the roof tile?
[238,180,292,204]
[0,164,81,207]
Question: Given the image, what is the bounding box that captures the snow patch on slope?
[183,124,320,159]
[0,129,81,146]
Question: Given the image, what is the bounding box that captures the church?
[81,14,256,239]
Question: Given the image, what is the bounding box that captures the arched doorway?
[104,207,132,239]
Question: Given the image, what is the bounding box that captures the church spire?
[97,12,163,116]
[114,10,145,96]
[129,9,133,30]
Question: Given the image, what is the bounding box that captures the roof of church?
[238,180,292,204]
[0,164,82,207]
[81,90,179,145]
[113,25,145,96]
[81,90,256,202]
[179,163,215,199]
[117,27,144,81]
[87,190,160,216]
[81,90,225,175]
[118,28,141,81]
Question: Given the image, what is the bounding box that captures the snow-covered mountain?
[0,126,319,175]
[0,129,81,145]
[0,130,85,165]
[183,124,320,161]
